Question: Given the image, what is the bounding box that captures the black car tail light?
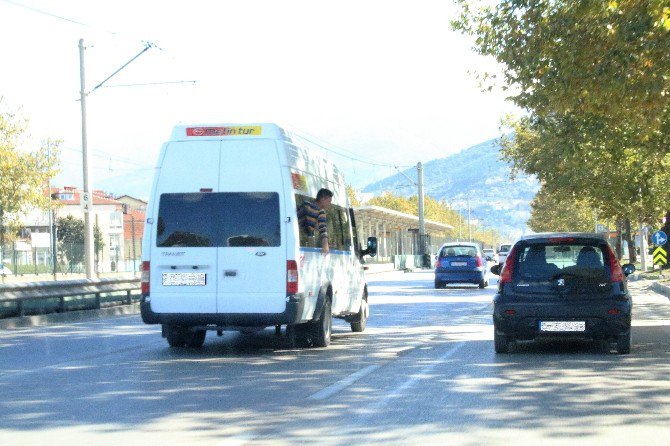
[499,245,518,284]
[605,245,624,282]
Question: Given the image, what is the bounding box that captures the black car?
[490,233,635,354]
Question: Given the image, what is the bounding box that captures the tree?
[56,215,104,272]
[346,185,361,206]
[453,0,670,219]
[527,186,597,233]
[0,98,60,251]
[453,0,670,134]
[367,191,502,247]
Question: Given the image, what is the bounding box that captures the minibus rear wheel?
[312,299,332,347]
[350,295,368,333]
[165,325,187,348]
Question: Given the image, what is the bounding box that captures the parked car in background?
[497,243,512,264]
[483,248,497,263]
[490,233,635,354]
[434,242,488,289]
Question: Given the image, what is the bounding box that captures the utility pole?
[79,39,95,279]
[417,162,426,266]
[467,196,472,242]
[639,221,647,271]
[78,39,155,279]
[46,141,57,280]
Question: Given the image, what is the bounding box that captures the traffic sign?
[653,246,667,266]
[652,230,667,246]
[80,192,92,213]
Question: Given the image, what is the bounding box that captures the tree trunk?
[0,208,4,279]
[615,219,624,260]
[623,218,636,264]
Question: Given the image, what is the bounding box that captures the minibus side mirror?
[490,264,502,275]
[622,263,636,276]
[362,237,378,257]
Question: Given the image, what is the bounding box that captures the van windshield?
[157,192,280,247]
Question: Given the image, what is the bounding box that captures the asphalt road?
[1,271,669,445]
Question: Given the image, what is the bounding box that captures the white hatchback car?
[497,244,512,265]
[483,249,498,263]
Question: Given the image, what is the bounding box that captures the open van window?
[157,192,280,247]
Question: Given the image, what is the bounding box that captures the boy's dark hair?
[316,188,333,201]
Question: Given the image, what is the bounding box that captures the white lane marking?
[365,341,465,414]
[216,435,256,446]
[307,364,382,401]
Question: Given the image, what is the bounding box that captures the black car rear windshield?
[516,243,606,280]
[157,192,280,247]
[439,245,478,257]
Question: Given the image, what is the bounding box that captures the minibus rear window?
[157,192,280,247]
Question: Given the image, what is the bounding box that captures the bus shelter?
[353,205,454,265]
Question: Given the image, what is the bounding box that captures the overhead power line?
[290,129,414,169]
[3,0,117,34]
[100,80,197,88]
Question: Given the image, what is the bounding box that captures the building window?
[110,212,123,229]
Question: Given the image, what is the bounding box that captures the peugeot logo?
[557,278,565,287]
[255,252,267,257]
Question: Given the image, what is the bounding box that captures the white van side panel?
[148,141,220,314]
[216,140,286,314]
[286,146,364,317]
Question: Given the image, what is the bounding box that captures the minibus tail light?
[141,261,150,294]
[287,260,298,294]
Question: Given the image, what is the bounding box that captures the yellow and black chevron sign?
[653,246,667,265]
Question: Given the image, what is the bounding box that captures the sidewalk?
[1,272,138,285]
[629,271,670,300]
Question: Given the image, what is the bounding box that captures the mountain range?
[361,138,540,239]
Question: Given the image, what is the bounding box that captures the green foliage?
[0,98,60,242]
[454,0,670,132]
[56,216,104,269]
[528,187,596,233]
[367,191,502,247]
[454,0,670,224]
[346,185,361,206]
[368,191,415,214]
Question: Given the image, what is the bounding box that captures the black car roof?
[517,232,607,243]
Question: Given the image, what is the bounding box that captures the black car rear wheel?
[494,331,510,353]
[185,329,206,348]
[616,330,632,354]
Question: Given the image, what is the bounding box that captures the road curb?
[650,281,670,300]
[0,303,141,330]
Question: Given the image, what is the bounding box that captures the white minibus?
[140,123,377,348]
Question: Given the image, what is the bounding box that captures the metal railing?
[0,277,141,319]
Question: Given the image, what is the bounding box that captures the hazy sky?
[0,0,517,198]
